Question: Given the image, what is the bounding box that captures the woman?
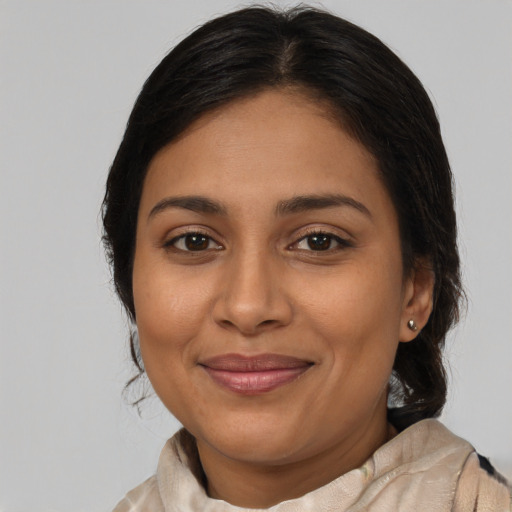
[103,6,511,510]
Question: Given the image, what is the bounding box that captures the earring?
[407,319,418,332]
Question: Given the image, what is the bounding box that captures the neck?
[196,407,394,508]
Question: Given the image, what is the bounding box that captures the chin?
[195,414,308,464]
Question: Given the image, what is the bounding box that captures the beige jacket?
[113,419,511,511]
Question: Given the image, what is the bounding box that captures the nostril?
[218,317,279,335]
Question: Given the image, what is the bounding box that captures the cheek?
[132,255,213,365]
[132,265,212,415]
[303,264,404,340]
[298,259,404,386]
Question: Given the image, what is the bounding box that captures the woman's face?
[133,89,426,469]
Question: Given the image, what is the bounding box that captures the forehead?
[140,89,391,220]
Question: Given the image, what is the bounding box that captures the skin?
[132,89,434,508]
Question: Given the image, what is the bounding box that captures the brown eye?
[167,232,222,252]
[294,232,350,252]
[184,234,209,250]
[307,234,332,251]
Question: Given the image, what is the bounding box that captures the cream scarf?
[113,419,511,511]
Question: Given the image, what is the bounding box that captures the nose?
[212,249,293,335]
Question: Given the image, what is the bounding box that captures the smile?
[200,353,313,395]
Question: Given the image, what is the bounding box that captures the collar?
[156,419,475,511]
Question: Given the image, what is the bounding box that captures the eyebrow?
[148,195,227,220]
[147,193,371,221]
[275,194,371,218]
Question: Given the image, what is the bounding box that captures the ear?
[399,259,435,342]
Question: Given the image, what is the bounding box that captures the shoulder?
[365,419,511,511]
[453,451,511,511]
[111,475,164,512]
[402,419,511,510]
[111,429,202,512]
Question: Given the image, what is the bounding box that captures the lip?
[199,353,313,395]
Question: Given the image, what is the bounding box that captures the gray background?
[1,1,511,510]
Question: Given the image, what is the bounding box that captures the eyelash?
[163,230,223,253]
[163,229,351,254]
[292,230,352,253]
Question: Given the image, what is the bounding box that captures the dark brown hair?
[102,6,462,429]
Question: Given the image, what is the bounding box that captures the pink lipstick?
[199,353,312,395]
